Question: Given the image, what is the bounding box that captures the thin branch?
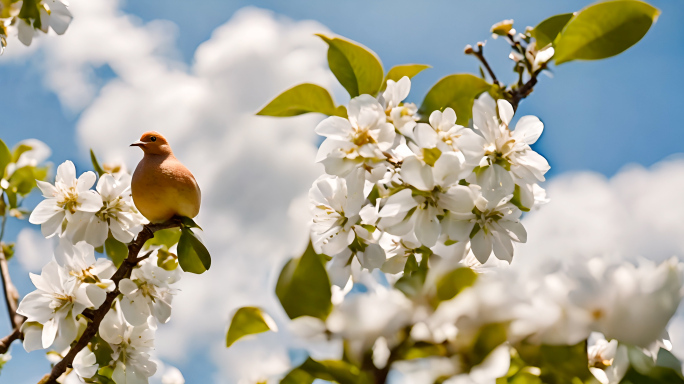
[0,326,21,354]
[0,244,24,332]
[41,217,183,384]
[469,44,500,87]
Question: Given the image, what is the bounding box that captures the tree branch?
[0,326,21,355]
[41,217,183,384]
[467,44,500,87]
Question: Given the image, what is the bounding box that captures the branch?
[466,43,500,87]
[0,327,21,355]
[41,217,183,384]
[0,243,25,351]
[507,76,538,111]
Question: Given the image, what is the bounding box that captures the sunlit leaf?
[104,236,128,268]
[144,228,182,249]
[554,0,660,64]
[275,241,332,320]
[381,64,430,91]
[516,341,591,382]
[419,74,492,125]
[226,307,277,348]
[8,166,37,196]
[257,83,346,117]
[434,267,477,303]
[177,228,211,274]
[531,13,574,48]
[0,139,11,179]
[282,357,371,384]
[317,34,384,97]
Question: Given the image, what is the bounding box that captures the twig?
[467,43,500,87]
[507,76,538,111]
[41,217,183,384]
[0,326,21,354]
[0,246,24,330]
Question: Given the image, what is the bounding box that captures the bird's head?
[130,131,173,156]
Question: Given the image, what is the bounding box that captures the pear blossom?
[412,108,483,166]
[16,260,90,350]
[118,256,180,326]
[54,240,116,307]
[29,160,102,238]
[99,304,157,384]
[315,95,396,177]
[461,94,549,203]
[442,197,526,263]
[310,170,365,255]
[63,347,98,384]
[66,173,145,247]
[510,41,555,72]
[378,153,476,247]
[587,333,628,384]
[378,76,418,135]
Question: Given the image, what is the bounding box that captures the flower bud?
[491,19,514,37]
[464,44,474,54]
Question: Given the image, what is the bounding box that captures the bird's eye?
[150,136,157,142]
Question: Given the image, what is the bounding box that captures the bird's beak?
[130,141,146,147]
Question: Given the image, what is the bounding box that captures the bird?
[130,131,201,223]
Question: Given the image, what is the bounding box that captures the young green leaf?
[105,236,128,268]
[180,216,203,230]
[144,227,182,249]
[0,139,11,179]
[226,307,277,348]
[257,83,346,117]
[8,166,37,196]
[419,74,492,125]
[177,228,211,274]
[275,241,332,320]
[531,12,574,48]
[283,357,370,384]
[316,34,384,98]
[554,0,660,65]
[381,64,430,91]
[90,149,105,176]
[434,267,477,303]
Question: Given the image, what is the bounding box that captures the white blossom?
[99,303,157,384]
[587,333,629,384]
[63,347,98,384]
[66,173,145,247]
[315,95,396,177]
[16,260,90,350]
[54,240,116,308]
[119,256,180,326]
[29,161,102,239]
[378,76,418,135]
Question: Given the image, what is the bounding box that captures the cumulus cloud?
[15,228,56,272]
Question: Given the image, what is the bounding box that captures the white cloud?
[15,228,55,272]
[29,1,341,381]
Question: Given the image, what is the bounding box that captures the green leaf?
[434,267,477,303]
[419,74,492,125]
[622,346,684,384]
[0,139,11,180]
[180,216,202,230]
[104,236,128,268]
[554,0,660,65]
[469,323,508,368]
[275,241,332,320]
[18,0,41,29]
[226,307,276,348]
[656,348,684,379]
[90,149,105,176]
[317,34,384,97]
[282,357,371,384]
[280,369,315,384]
[177,228,211,274]
[257,83,346,117]
[381,64,430,91]
[531,13,574,48]
[8,166,37,196]
[11,144,33,163]
[516,341,591,382]
[144,228,181,249]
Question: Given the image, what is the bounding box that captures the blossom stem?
[40,217,183,384]
[470,46,500,87]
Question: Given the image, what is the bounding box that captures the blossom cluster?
[310,76,549,287]
[298,76,684,383]
[0,0,73,53]
[17,161,182,384]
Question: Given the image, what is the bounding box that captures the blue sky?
[0,0,683,382]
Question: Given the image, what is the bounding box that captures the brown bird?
[130,131,201,223]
